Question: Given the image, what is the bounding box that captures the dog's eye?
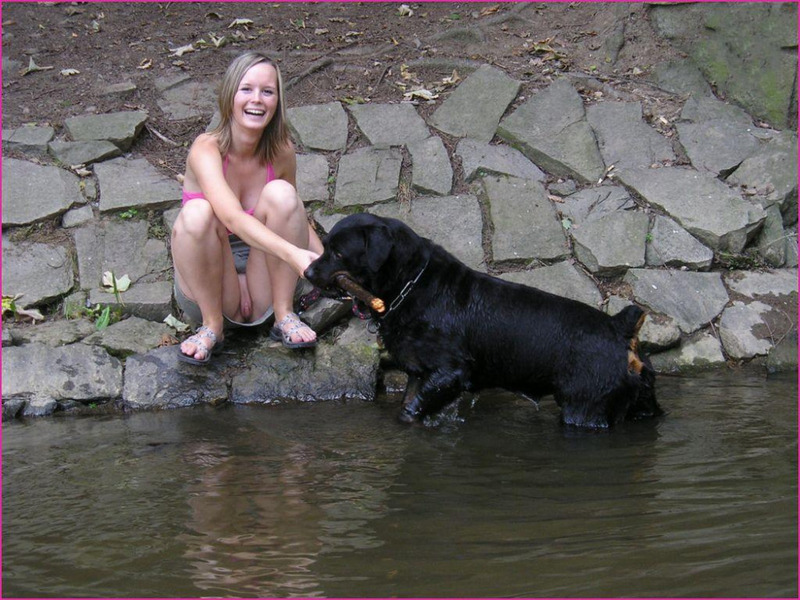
[332,251,343,261]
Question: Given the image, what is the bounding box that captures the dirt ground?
[2,2,686,179]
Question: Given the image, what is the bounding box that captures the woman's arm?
[187,136,317,276]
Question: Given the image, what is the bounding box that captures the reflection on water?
[2,371,797,598]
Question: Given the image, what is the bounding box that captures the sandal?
[270,312,317,349]
[177,325,222,365]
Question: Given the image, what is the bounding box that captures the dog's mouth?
[328,271,386,314]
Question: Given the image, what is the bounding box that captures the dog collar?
[381,259,429,318]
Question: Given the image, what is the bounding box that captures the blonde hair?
[210,51,289,165]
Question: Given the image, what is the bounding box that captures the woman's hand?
[289,247,320,279]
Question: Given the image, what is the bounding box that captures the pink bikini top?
[181,155,275,214]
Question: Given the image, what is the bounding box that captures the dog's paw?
[397,407,420,424]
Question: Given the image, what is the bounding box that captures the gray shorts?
[173,236,312,329]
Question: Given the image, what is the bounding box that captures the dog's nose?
[303,264,316,280]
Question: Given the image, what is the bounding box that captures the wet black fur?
[305,213,661,428]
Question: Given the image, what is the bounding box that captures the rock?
[288,102,348,151]
[2,124,54,155]
[615,166,766,253]
[481,175,568,263]
[63,110,148,151]
[349,102,431,147]
[62,205,95,229]
[724,269,798,300]
[649,2,797,129]
[2,342,123,404]
[155,75,216,121]
[1,236,74,307]
[572,211,649,276]
[370,194,485,270]
[558,185,635,225]
[586,101,675,170]
[650,330,727,373]
[83,316,174,357]
[499,261,603,308]
[94,157,181,213]
[638,312,682,352]
[756,205,787,267]
[5,318,95,347]
[767,329,798,373]
[48,140,121,166]
[2,157,82,226]
[456,138,545,183]
[334,147,402,208]
[231,338,379,405]
[430,64,521,142]
[648,58,713,97]
[624,268,729,334]
[498,78,605,184]
[87,281,174,322]
[726,130,798,224]
[646,215,714,270]
[408,136,452,195]
[122,345,230,410]
[676,95,762,175]
[296,153,330,203]
[718,300,774,360]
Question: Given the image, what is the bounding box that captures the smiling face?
[231,62,279,134]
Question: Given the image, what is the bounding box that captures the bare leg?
[247,180,316,344]
[171,200,241,360]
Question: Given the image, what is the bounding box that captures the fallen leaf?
[138,58,153,70]
[403,88,438,101]
[480,4,500,16]
[169,43,195,57]
[60,68,80,77]
[397,4,414,17]
[228,17,253,29]
[102,271,131,293]
[164,314,190,332]
[20,57,54,76]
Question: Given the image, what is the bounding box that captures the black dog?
[305,213,661,428]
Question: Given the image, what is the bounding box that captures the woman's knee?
[255,180,303,219]
[173,201,223,240]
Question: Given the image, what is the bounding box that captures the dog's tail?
[611,305,647,376]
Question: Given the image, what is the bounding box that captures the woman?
[172,51,323,364]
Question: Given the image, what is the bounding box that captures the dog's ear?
[364,222,392,272]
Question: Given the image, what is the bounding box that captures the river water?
[2,371,797,598]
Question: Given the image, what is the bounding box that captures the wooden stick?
[333,273,385,313]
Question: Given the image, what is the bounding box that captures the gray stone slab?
[334,147,402,208]
[499,261,603,308]
[123,345,229,410]
[650,330,726,373]
[482,175,568,262]
[719,300,774,360]
[349,102,430,147]
[370,195,485,271]
[2,125,54,155]
[2,237,74,306]
[756,205,787,267]
[723,269,798,300]
[615,166,766,253]
[48,140,121,166]
[94,157,181,213]
[624,268,730,334]
[648,59,713,97]
[646,215,714,270]
[676,95,763,175]
[4,318,95,347]
[296,153,330,203]
[84,316,174,356]
[726,130,798,221]
[2,158,82,226]
[2,342,123,401]
[408,136,452,195]
[430,64,521,142]
[156,77,217,121]
[456,138,545,183]
[498,78,605,183]
[74,219,170,291]
[88,280,174,321]
[558,185,635,225]
[231,341,378,404]
[63,110,148,151]
[571,210,649,276]
[62,205,95,229]
[288,102,348,151]
[586,101,675,170]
